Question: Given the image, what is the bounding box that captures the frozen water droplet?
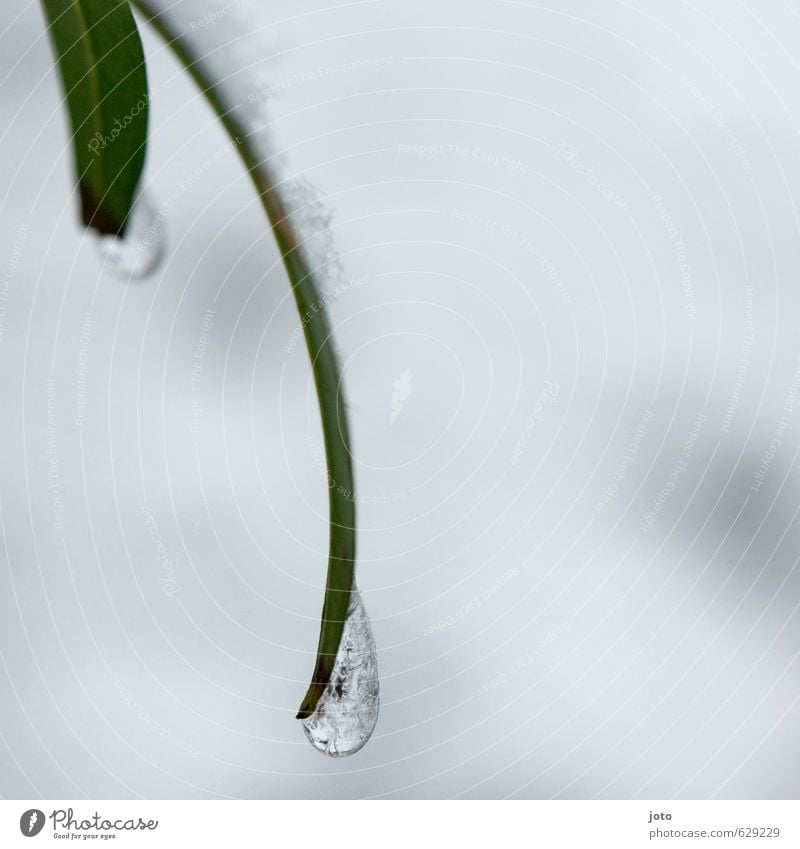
[95,191,165,279]
[302,589,380,757]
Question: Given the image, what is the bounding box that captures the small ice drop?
[301,589,379,757]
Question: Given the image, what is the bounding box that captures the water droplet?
[95,191,165,279]
[302,588,380,757]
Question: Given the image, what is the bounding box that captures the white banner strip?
[1,800,798,848]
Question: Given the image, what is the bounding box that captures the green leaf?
[41,0,149,236]
[280,240,356,721]
[127,0,357,720]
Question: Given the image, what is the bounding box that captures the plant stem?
[129,0,356,719]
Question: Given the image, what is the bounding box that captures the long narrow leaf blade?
[128,0,357,721]
[41,0,148,235]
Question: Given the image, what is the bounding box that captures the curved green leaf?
[41,0,148,235]
[127,0,357,720]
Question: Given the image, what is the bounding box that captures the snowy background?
[1,0,799,798]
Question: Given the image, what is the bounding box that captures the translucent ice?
[95,191,165,279]
[302,589,380,757]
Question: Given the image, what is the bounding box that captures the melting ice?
[95,191,165,279]
[302,589,380,757]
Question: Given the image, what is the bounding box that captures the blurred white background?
[1,0,799,798]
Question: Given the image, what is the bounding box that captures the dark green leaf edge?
[41,0,149,236]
